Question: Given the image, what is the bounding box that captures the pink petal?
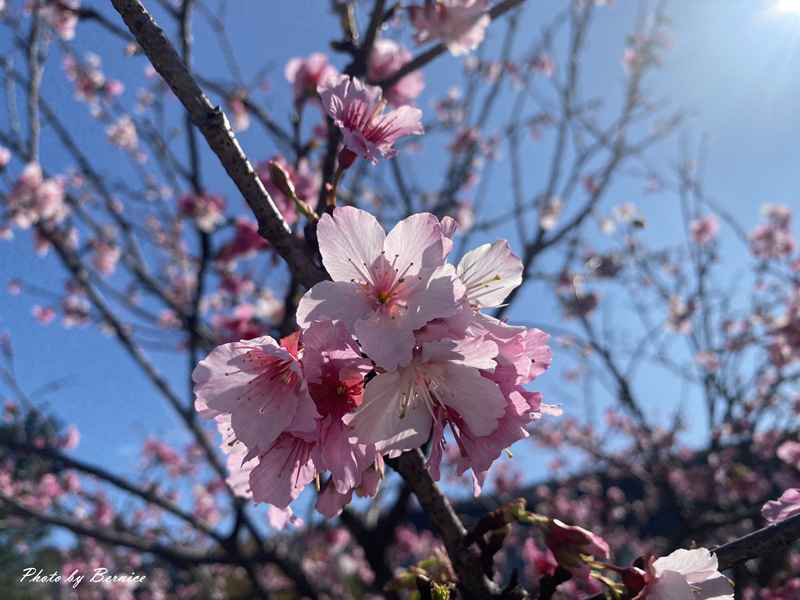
[404,264,465,331]
[193,338,307,452]
[316,483,353,518]
[762,488,800,524]
[439,363,505,436]
[647,570,694,600]
[354,313,417,370]
[383,212,445,280]
[317,206,386,283]
[296,281,371,329]
[346,370,433,452]
[249,435,316,508]
[422,336,499,370]
[318,417,368,493]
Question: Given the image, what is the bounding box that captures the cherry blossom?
[179,193,226,232]
[38,0,79,40]
[318,75,423,165]
[690,215,720,245]
[4,163,67,229]
[91,239,121,276]
[408,0,491,56]
[762,489,800,524]
[296,206,462,369]
[0,145,10,168]
[368,39,425,107]
[196,324,381,514]
[632,548,734,600]
[346,336,506,455]
[216,219,269,264]
[285,52,339,104]
[193,334,319,463]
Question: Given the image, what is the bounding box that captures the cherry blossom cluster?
[194,206,553,519]
[407,0,491,56]
[2,163,68,233]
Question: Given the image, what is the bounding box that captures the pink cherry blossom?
[5,163,68,229]
[777,441,800,465]
[762,489,800,524]
[297,206,462,369]
[107,115,144,162]
[39,0,79,40]
[318,75,423,165]
[267,505,303,530]
[346,336,506,454]
[216,219,269,264]
[0,145,10,168]
[408,0,491,56]
[301,321,375,492]
[196,324,380,514]
[452,318,553,491]
[32,305,56,325]
[285,52,339,103]
[522,537,558,580]
[690,215,720,245]
[212,304,268,342]
[228,94,250,132]
[179,194,226,232]
[91,239,121,276]
[368,39,425,107]
[59,425,80,449]
[750,204,795,259]
[635,548,734,600]
[193,334,319,463]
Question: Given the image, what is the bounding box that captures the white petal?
[654,548,719,584]
[457,240,522,308]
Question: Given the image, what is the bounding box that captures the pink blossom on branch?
[179,193,226,232]
[629,548,734,600]
[37,0,79,40]
[408,0,491,56]
[346,336,507,455]
[193,334,319,462]
[368,39,425,107]
[318,75,423,166]
[296,206,462,370]
[762,488,800,524]
[690,214,719,245]
[285,52,339,104]
[4,163,68,230]
[195,325,378,514]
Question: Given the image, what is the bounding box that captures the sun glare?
[774,0,800,14]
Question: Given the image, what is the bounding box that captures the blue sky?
[1,0,798,509]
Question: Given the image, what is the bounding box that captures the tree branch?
[108,0,326,289]
[389,449,526,599]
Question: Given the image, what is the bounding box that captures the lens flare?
[775,0,800,13]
